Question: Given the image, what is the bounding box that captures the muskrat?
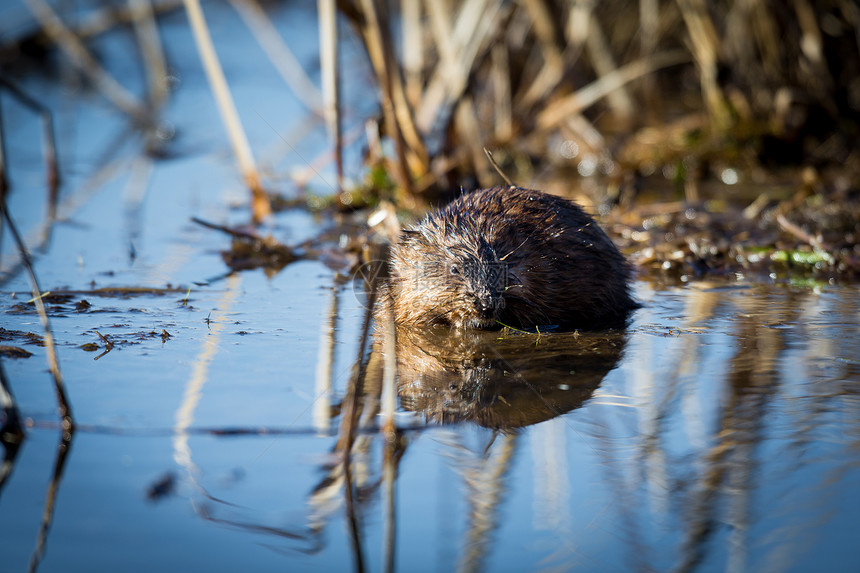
[387,186,637,330]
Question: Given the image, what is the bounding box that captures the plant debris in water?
[0,345,33,358]
[0,327,44,346]
[192,217,298,273]
[609,173,860,281]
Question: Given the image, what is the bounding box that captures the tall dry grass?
[336,0,860,200]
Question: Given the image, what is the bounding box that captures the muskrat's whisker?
[499,236,530,261]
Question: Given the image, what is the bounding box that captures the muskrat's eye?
[450,264,459,275]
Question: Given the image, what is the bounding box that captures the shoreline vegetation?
[1,0,858,282]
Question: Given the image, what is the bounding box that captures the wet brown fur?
[387,186,637,330]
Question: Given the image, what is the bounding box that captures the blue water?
[3,279,858,573]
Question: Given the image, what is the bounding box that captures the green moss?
[770,250,831,265]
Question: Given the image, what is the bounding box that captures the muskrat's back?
[387,186,637,330]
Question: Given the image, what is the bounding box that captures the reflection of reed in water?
[579,284,860,572]
[451,431,517,573]
[668,286,812,573]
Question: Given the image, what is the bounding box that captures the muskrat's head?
[388,212,511,329]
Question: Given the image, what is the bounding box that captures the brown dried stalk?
[536,50,689,132]
[183,0,271,222]
[24,0,147,121]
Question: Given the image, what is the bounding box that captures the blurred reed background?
[3,0,859,212]
[333,0,860,206]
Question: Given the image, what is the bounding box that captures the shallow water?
[3,277,859,573]
[2,2,860,572]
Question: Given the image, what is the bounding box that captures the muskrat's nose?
[476,291,503,318]
[475,292,492,315]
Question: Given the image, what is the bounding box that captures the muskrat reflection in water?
[388,186,638,331]
[382,325,627,429]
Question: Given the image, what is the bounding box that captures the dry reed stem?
[0,78,60,223]
[336,262,379,573]
[401,0,423,107]
[675,0,731,129]
[313,286,338,434]
[584,14,634,122]
[637,0,661,110]
[380,305,396,438]
[0,202,73,428]
[0,363,23,443]
[183,0,271,222]
[0,100,6,205]
[536,49,689,131]
[483,148,514,186]
[231,0,324,115]
[417,0,502,133]
[383,39,429,176]
[48,0,182,41]
[793,0,825,69]
[381,379,398,573]
[518,0,565,107]
[455,97,494,186]
[491,44,513,142]
[360,0,428,168]
[382,446,396,573]
[752,1,783,78]
[639,0,660,55]
[317,0,344,190]
[352,0,418,194]
[565,0,590,45]
[26,429,73,573]
[725,0,779,83]
[129,0,169,111]
[776,213,832,254]
[24,0,147,121]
